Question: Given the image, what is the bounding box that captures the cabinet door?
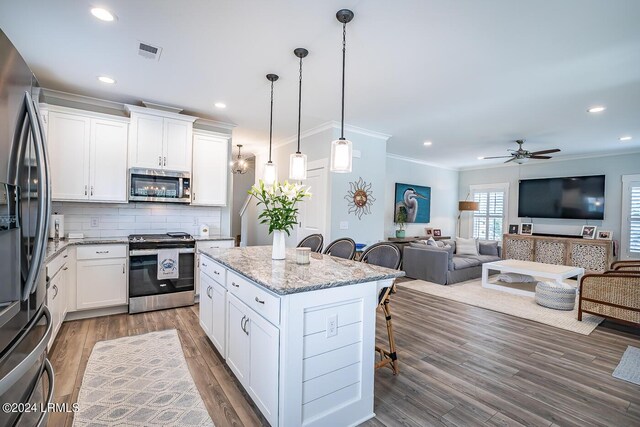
[47,112,90,200]
[129,113,164,169]
[90,119,128,202]
[226,294,250,385]
[247,312,279,426]
[210,280,227,356]
[163,118,192,172]
[77,259,127,310]
[199,271,213,338]
[192,134,228,206]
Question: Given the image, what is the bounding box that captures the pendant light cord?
[297,56,303,154]
[340,22,346,140]
[269,80,274,162]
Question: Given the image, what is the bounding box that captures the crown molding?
[273,121,392,150]
[386,153,459,171]
[194,117,236,130]
[42,88,126,111]
[458,148,640,172]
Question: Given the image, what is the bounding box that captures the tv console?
[502,234,615,273]
[530,232,583,239]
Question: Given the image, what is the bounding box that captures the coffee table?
[481,259,584,297]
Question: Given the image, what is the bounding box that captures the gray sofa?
[403,239,502,285]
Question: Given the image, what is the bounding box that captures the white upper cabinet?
[46,106,128,203]
[192,131,229,206]
[47,111,91,201]
[126,105,196,172]
[90,119,128,201]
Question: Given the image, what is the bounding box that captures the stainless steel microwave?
[129,168,191,203]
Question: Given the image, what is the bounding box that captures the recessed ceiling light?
[587,106,606,113]
[214,102,227,109]
[98,76,115,84]
[423,141,432,146]
[477,156,485,160]
[620,136,632,141]
[90,7,115,22]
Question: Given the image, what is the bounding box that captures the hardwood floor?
[49,287,640,427]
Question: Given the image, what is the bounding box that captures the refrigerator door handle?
[14,358,55,427]
[20,92,51,300]
[0,305,52,396]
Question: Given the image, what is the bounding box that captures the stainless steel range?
[128,232,195,314]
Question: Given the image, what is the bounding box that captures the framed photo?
[519,223,533,235]
[425,227,434,236]
[508,224,519,234]
[433,229,442,237]
[596,230,612,240]
[581,225,597,239]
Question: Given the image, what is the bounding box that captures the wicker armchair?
[611,260,640,271]
[578,269,640,326]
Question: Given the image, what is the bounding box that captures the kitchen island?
[198,246,404,427]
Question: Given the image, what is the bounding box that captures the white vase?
[272,230,286,260]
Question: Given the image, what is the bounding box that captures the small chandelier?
[330,9,355,173]
[289,48,309,181]
[263,74,279,185]
[231,144,248,174]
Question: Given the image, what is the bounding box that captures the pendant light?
[263,73,279,186]
[289,48,309,181]
[231,144,248,174]
[330,9,354,173]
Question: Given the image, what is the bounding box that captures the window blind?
[472,190,505,241]
[629,184,640,254]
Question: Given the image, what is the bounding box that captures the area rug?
[398,279,604,335]
[73,329,214,426]
[613,346,640,385]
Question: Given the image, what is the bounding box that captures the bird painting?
[394,183,431,223]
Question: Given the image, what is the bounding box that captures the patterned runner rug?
[399,279,603,335]
[73,329,214,426]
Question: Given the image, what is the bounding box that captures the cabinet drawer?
[201,256,226,285]
[197,240,234,250]
[227,270,280,326]
[77,244,127,260]
[46,249,68,278]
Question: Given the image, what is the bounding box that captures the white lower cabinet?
[46,250,69,349]
[195,240,234,296]
[199,271,227,356]
[76,245,127,310]
[226,294,251,384]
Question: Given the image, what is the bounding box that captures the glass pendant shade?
[289,152,307,180]
[330,138,352,173]
[263,161,277,186]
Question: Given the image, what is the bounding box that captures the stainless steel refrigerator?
[0,29,53,427]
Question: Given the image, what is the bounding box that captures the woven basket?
[535,281,576,311]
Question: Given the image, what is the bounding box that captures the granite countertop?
[193,236,234,242]
[199,246,405,295]
[45,237,129,263]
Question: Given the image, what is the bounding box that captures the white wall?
[458,152,640,240]
[52,202,221,238]
[385,156,459,238]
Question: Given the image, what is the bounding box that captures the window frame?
[468,183,510,241]
[621,174,640,260]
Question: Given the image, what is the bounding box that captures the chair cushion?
[456,237,479,256]
[479,241,499,256]
[452,256,482,270]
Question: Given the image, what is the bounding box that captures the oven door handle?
[129,248,195,256]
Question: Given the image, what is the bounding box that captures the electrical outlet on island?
[326,314,338,338]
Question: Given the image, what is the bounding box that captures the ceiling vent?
[137,41,162,61]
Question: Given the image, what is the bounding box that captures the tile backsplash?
[51,202,222,238]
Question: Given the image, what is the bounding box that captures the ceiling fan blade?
[528,155,552,159]
[504,158,516,163]
[482,155,514,159]
[529,148,561,155]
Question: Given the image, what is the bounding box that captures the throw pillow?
[435,241,445,248]
[456,237,478,256]
[426,237,438,247]
[497,273,536,283]
[479,241,499,256]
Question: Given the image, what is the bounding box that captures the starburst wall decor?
[344,177,376,220]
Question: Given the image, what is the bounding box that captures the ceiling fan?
[482,139,561,164]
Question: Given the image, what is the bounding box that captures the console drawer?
[76,244,127,260]
[227,270,280,326]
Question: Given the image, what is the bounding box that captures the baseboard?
[64,305,129,321]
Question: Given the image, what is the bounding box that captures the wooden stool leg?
[383,299,399,375]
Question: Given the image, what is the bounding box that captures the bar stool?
[323,237,356,260]
[296,234,323,253]
[360,242,402,375]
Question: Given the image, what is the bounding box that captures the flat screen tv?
[518,175,605,220]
